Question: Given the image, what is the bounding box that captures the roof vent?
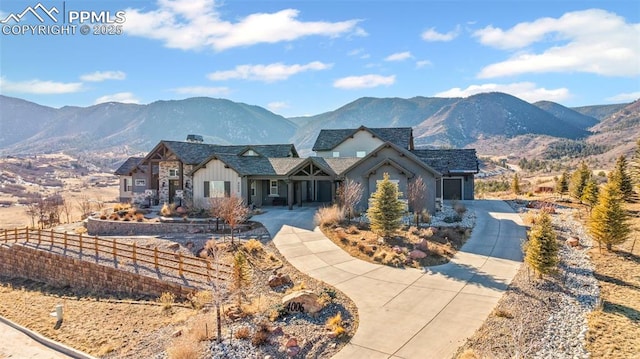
[186,134,204,143]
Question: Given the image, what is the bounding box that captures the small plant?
[166,338,199,359]
[443,215,462,223]
[382,252,406,267]
[421,209,431,224]
[235,326,250,340]
[160,202,176,217]
[269,304,287,321]
[373,250,388,262]
[321,287,337,300]
[493,308,514,319]
[251,321,271,346]
[99,214,107,220]
[346,225,359,235]
[135,213,145,222]
[335,228,348,241]
[189,291,212,310]
[314,205,344,227]
[454,202,467,215]
[74,227,87,235]
[326,312,347,338]
[159,292,176,311]
[242,239,264,254]
[357,243,366,252]
[113,203,131,212]
[419,227,434,238]
[408,226,419,235]
[191,316,215,341]
[109,213,119,220]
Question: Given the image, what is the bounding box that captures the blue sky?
[1,0,638,117]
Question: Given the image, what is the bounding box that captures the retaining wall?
[86,217,218,236]
[0,244,197,300]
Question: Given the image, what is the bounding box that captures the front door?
[169,180,180,204]
[443,178,463,200]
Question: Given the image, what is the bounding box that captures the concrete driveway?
[255,200,525,359]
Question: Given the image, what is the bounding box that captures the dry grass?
[585,201,640,359]
[167,338,200,359]
[0,278,196,358]
[314,205,344,227]
[241,238,264,254]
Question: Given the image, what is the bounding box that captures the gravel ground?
[456,201,599,359]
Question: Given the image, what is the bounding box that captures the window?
[251,181,256,196]
[123,178,132,192]
[356,151,366,158]
[270,180,279,196]
[204,181,230,198]
[332,151,340,157]
[134,179,146,186]
[168,169,178,177]
[243,149,258,156]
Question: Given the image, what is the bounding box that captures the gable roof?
[312,126,413,151]
[339,141,441,178]
[143,141,298,166]
[114,157,144,175]
[411,149,479,174]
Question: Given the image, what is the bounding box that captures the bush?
[189,291,212,310]
[251,321,271,346]
[158,292,176,311]
[314,205,344,227]
[135,213,145,222]
[382,252,406,267]
[235,326,250,340]
[443,215,462,223]
[161,202,176,217]
[346,225,359,235]
[454,202,467,215]
[326,312,346,338]
[242,239,264,254]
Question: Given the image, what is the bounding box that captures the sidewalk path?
[258,200,525,359]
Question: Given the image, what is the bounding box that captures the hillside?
[0,96,297,157]
[572,103,629,121]
[533,101,599,130]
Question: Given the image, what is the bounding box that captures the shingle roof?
[312,126,413,151]
[319,157,362,176]
[159,141,297,165]
[411,149,479,174]
[114,157,144,175]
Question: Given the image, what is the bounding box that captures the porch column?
[287,180,294,210]
[297,182,302,207]
[179,162,184,190]
[331,181,336,203]
[255,180,263,207]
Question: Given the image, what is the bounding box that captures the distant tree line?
[543,139,609,160]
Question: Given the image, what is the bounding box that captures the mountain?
[533,100,599,130]
[412,93,590,147]
[290,96,458,153]
[0,95,297,156]
[572,103,629,121]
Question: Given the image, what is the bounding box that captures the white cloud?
[474,9,640,78]
[172,86,231,96]
[416,60,432,68]
[207,61,332,82]
[421,25,460,42]
[267,101,289,113]
[80,71,126,82]
[94,92,140,104]
[348,48,370,59]
[333,74,396,89]
[606,91,640,102]
[434,82,571,103]
[124,0,362,51]
[385,51,413,62]
[0,77,83,94]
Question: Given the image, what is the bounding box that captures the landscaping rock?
[167,243,180,251]
[566,237,580,247]
[286,346,300,357]
[268,273,293,288]
[282,290,324,314]
[409,249,427,260]
[285,338,298,347]
[415,239,429,252]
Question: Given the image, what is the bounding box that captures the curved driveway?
[256,200,525,359]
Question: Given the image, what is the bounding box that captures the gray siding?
[316,129,385,158]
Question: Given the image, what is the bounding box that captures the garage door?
[443,178,462,200]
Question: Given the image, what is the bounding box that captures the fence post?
[154,247,159,269]
[3,229,6,243]
[78,233,83,254]
[94,236,99,259]
[14,228,17,242]
[26,227,29,243]
[132,242,137,265]
[112,239,117,260]
[36,229,40,246]
[178,253,183,276]
[51,229,54,246]
[62,230,66,249]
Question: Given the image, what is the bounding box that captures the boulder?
[282,290,324,315]
[409,249,427,260]
[268,273,293,288]
[285,338,298,347]
[167,243,180,251]
[566,237,580,247]
[286,346,300,357]
[415,239,429,252]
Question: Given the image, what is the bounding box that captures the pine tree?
[231,251,251,307]
[524,211,558,278]
[512,173,521,197]
[581,178,599,212]
[588,181,631,251]
[609,155,634,200]
[555,172,569,198]
[569,162,591,202]
[367,172,405,240]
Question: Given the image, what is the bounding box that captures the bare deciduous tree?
[59,194,73,223]
[201,239,229,342]
[24,192,42,228]
[336,179,363,223]
[408,176,427,227]
[209,194,250,246]
[76,195,93,220]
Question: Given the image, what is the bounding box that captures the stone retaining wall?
[0,244,197,300]
[87,217,218,236]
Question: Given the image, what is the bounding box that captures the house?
[115,127,478,213]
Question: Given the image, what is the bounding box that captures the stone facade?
[87,217,217,236]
